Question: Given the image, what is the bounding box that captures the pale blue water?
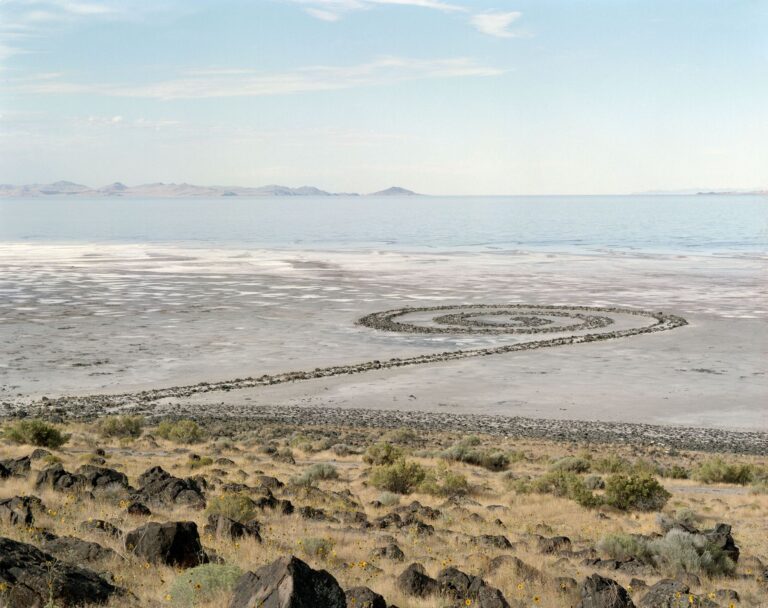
[0,195,765,254]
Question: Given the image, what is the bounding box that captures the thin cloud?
[10,56,505,99]
[293,0,465,21]
[470,11,523,38]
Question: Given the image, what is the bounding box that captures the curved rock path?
[11,304,764,453]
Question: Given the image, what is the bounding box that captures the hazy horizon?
[1,1,766,194]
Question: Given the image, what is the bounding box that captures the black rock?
[132,466,206,510]
[0,536,120,607]
[35,463,86,493]
[345,586,387,608]
[372,542,405,561]
[126,501,152,516]
[577,574,635,608]
[79,519,123,539]
[229,555,346,608]
[204,514,262,541]
[0,496,42,527]
[41,535,118,564]
[0,456,31,477]
[537,535,572,554]
[397,563,437,598]
[125,521,208,569]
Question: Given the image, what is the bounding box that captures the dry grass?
[1,421,766,607]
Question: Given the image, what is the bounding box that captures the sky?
[0,0,766,195]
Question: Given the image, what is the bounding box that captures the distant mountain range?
[0,181,420,198]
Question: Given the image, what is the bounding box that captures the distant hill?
[0,182,429,198]
[369,186,419,196]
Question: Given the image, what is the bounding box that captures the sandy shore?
[1,243,765,433]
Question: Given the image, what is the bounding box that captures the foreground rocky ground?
[0,416,766,607]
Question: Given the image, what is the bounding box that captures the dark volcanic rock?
[229,555,346,608]
[345,586,387,608]
[372,542,405,561]
[704,523,739,564]
[637,579,717,608]
[397,563,437,598]
[126,501,152,516]
[79,519,123,539]
[577,574,635,608]
[537,535,572,554]
[473,534,513,549]
[132,466,206,510]
[35,463,86,492]
[256,475,284,489]
[204,514,262,541]
[0,496,42,526]
[0,456,31,477]
[76,464,132,494]
[41,535,118,564]
[0,536,120,607]
[125,521,208,568]
[29,448,52,460]
[436,566,511,608]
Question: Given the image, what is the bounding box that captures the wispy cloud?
[470,11,523,38]
[290,0,527,39]
[9,56,505,99]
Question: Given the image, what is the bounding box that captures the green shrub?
[592,454,632,474]
[529,470,600,508]
[96,415,144,439]
[300,537,335,559]
[3,419,69,449]
[598,533,654,563]
[188,456,213,470]
[549,457,591,474]
[291,463,339,486]
[382,428,419,445]
[601,530,736,577]
[603,474,670,511]
[692,457,754,485]
[369,459,426,494]
[377,491,401,507]
[205,493,257,523]
[363,442,403,466]
[440,438,509,471]
[156,419,205,444]
[169,563,242,607]
[420,464,470,497]
[660,465,690,479]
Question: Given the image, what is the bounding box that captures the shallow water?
[1,194,765,254]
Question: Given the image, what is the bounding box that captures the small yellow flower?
[517,582,524,591]
[689,595,695,604]
[465,600,472,606]
[533,596,541,604]
[164,594,172,601]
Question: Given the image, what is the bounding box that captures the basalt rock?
[0,456,31,477]
[397,563,438,598]
[35,463,86,493]
[125,521,208,569]
[204,514,262,541]
[577,574,635,608]
[229,555,346,608]
[41,535,118,564]
[132,466,206,510]
[0,496,42,527]
[345,586,387,608]
[0,536,120,607]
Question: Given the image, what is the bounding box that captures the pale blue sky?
[1,0,766,194]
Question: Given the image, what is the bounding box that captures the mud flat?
[0,243,765,435]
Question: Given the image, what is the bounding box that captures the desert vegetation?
[0,416,766,607]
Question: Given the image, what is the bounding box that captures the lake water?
[0,194,765,254]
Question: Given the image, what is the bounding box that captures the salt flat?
[0,243,765,430]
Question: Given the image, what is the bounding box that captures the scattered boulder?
[0,456,31,477]
[486,555,542,582]
[345,586,387,608]
[35,463,85,493]
[125,521,208,569]
[577,574,635,608]
[255,475,284,490]
[473,534,513,549]
[41,535,118,564]
[76,465,132,494]
[29,448,52,460]
[229,555,346,608]
[79,519,122,539]
[397,563,437,598]
[0,536,120,607]
[126,501,151,516]
[0,496,42,527]
[537,535,572,554]
[132,466,206,510]
[204,514,262,541]
[436,566,511,608]
[372,542,405,561]
[705,523,739,564]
